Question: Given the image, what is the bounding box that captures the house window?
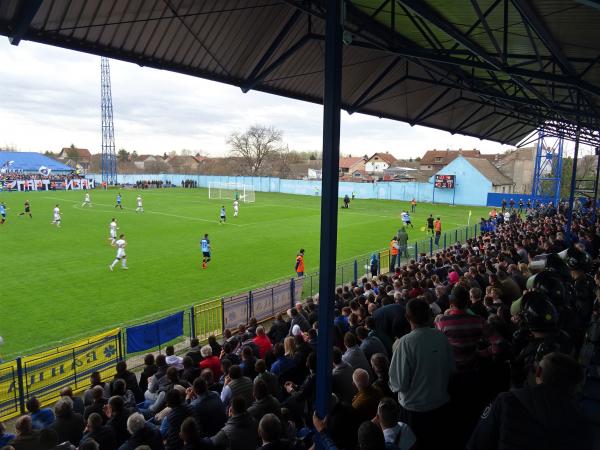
[435,157,443,163]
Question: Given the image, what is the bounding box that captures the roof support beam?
[242,34,311,93]
[349,39,600,99]
[241,9,302,93]
[355,0,391,35]
[505,122,539,144]
[417,96,463,123]
[350,74,408,111]
[397,0,504,70]
[457,110,498,132]
[8,0,43,46]
[470,0,502,56]
[451,104,486,134]
[348,57,401,113]
[410,87,453,126]
[481,115,517,140]
[511,0,577,76]
[397,0,560,114]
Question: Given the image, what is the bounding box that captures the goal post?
[208,182,255,203]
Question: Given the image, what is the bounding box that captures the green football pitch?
[0,188,489,359]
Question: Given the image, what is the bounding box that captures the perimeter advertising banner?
[0,360,19,420]
[0,179,95,191]
[21,329,120,408]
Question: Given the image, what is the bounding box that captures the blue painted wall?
[428,156,492,206]
[89,171,492,206]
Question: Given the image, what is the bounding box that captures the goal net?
[208,182,255,203]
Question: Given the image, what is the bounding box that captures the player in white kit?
[109,234,128,271]
[81,193,92,208]
[233,200,239,217]
[135,195,144,213]
[51,204,61,227]
[109,218,118,244]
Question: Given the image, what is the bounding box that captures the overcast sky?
[0,38,581,159]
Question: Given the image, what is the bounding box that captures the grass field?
[0,188,489,359]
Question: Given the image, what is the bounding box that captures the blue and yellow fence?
[0,224,478,422]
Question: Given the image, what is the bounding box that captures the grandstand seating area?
[0,152,73,173]
[0,205,598,450]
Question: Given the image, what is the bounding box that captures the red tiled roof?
[339,156,365,169]
[420,149,480,165]
[367,152,397,165]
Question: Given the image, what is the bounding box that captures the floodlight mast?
[101,57,117,185]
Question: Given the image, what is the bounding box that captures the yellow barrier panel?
[379,249,390,274]
[21,329,121,408]
[194,300,222,342]
[0,360,20,421]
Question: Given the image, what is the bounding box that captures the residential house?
[133,155,163,170]
[419,149,481,171]
[364,152,397,173]
[57,147,92,170]
[339,156,366,175]
[492,147,535,194]
[165,155,204,173]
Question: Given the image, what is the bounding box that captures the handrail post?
[290,278,295,307]
[189,306,196,339]
[16,357,26,414]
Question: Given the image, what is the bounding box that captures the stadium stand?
[0,152,73,173]
[0,202,598,450]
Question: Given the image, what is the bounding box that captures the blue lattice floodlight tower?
[101,57,117,185]
[531,129,564,205]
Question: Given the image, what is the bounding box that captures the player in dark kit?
[18,201,32,218]
[426,214,435,235]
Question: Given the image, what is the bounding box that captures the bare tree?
[227,125,284,175]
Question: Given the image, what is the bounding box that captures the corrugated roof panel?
[1,0,599,145]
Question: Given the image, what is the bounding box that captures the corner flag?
[468,210,472,226]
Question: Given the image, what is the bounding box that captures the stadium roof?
[0,151,73,172]
[1,1,600,147]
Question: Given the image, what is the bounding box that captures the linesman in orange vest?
[390,237,399,272]
[434,217,442,247]
[295,249,305,277]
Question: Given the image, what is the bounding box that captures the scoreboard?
[434,174,455,189]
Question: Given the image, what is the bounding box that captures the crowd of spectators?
[133,181,169,189]
[0,172,84,182]
[0,205,598,450]
[181,180,198,188]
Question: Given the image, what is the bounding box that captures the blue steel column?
[592,149,600,222]
[315,0,342,420]
[531,129,543,202]
[566,127,581,236]
[554,138,564,205]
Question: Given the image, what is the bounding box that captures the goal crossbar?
[208,182,255,203]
